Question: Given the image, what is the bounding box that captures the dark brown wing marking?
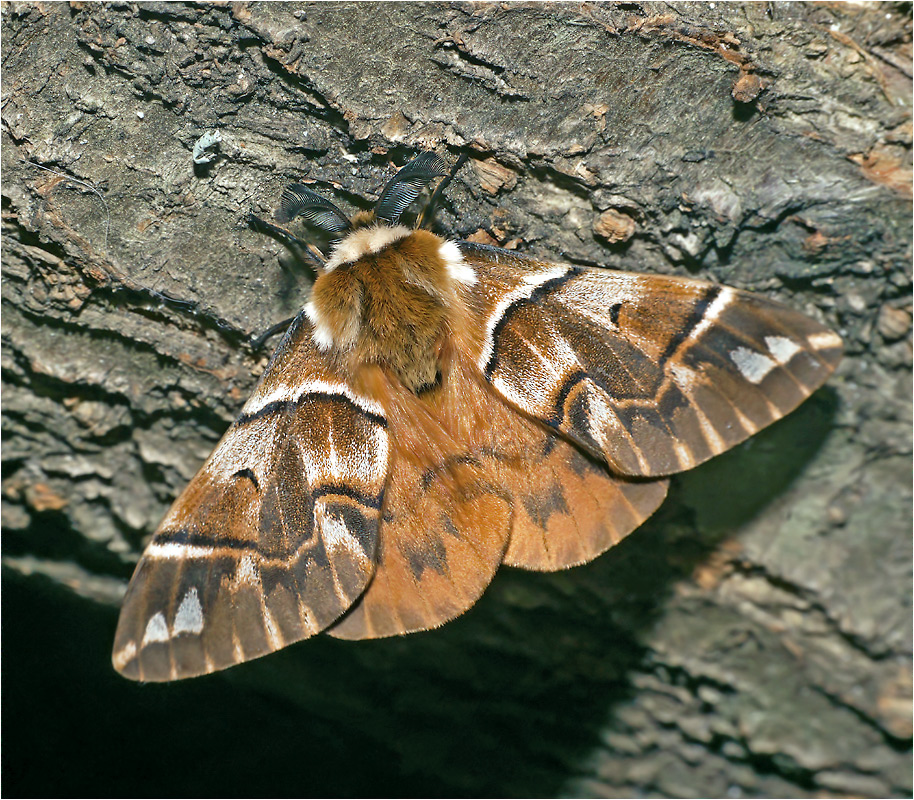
[112,314,389,681]
[503,417,669,571]
[463,246,842,478]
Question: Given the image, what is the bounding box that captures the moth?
[113,152,842,681]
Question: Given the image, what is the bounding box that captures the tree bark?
[2,2,910,797]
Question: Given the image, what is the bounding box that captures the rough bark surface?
[2,2,911,797]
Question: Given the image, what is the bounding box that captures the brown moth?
[113,152,843,681]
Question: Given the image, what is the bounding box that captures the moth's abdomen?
[306,227,475,393]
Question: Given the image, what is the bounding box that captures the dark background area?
[2,2,911,797]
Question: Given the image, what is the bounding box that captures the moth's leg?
[247,212,326,270]
[250,316,297,351]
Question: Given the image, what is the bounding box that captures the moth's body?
[307,219,473,395]
[304,221,536,637]
[306,220,494,486]
[113,153,843,681]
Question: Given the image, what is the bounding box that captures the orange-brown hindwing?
[329,360,514,640]
[113,314,388,681]
[501,417,669,571]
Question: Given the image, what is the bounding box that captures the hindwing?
[462,244,843,478]
[112,313,389,681]
[329,359,514,640]
[500,417,669,572]
[329,353,671,642]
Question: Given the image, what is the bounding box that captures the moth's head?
[274,152,457,273]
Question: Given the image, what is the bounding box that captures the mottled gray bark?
[2,2,910,797]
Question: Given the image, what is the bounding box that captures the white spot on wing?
[317,503,370,568]
[142,612,170,645]
[173,587,204,635]
[765,335,802,364]
[236,554,258,586]
[730,347,776,384]
[113,640,137,671]
[146,542,216,560]
[807,330,842,350]
[670,364,699,392]
[321,513,358,552]
[439,240,477,285]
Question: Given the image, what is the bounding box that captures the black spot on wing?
[232,468,260,491]
[521,483,570,528]
[402,534,448,580]
[442,517,460,539]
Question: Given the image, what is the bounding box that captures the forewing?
[463,244,843,478]
[113,314,388,681]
